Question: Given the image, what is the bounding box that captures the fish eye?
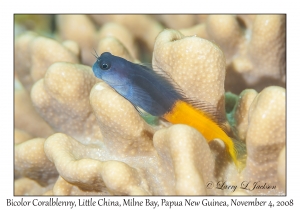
[99,60,111,70]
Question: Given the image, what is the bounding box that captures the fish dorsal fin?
[138,63,186,99]
[184,98,231,135]
[184,98,225,123]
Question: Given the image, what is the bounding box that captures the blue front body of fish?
[92,52,182,116]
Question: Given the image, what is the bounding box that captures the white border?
[2,0,299,209]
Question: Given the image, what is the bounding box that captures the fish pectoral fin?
[130,86,164,116]
[133,105,146,116]
[131,86,154,105]
[134,105,160,126]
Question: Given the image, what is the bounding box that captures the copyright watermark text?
[206,181,276,192]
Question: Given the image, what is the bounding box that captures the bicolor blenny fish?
[92,52,242,167]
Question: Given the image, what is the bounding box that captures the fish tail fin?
[219,121,246,170]
[231,137,247,171]
[216,135,240,170]
[219,122,246,171]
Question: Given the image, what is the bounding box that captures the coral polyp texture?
[14,15,286,195]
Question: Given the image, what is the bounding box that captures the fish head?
[92,52,131,87]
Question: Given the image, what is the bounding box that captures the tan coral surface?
[15,79,54,138]
[15,138,58,186]
[14,15,286,196]
[179,15,286,94]
[31,62,102,144]
[15,32,79,91]
[153,29,227,119]
[242,86,285,195]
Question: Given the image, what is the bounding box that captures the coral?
[15,32,79,91]
[31,62,102,144]
[242,86,285,195]
[15,178,54,196]
[52,176,104,195]
[229,89,258,141]
[154,15,200,30]
[56,15,147,65]
[277,147,286,190]
[15,15,54,37]
[153,125,220,195]
[243,15,286,83]
[37,80,220,195]
[45,133,150,195]
[96,37,136,63]
[43,125,220,195]
[89,82,154,156]
[56,15,97,65]
[14,129,33,144]
[179,15,286,94]
[206,15,243,61]
[96,22,138,59]
[15,138,58,186]
[15,79,54,138]
[14,15,286,196]
[90,15,163,54]
[152,29,227,119]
